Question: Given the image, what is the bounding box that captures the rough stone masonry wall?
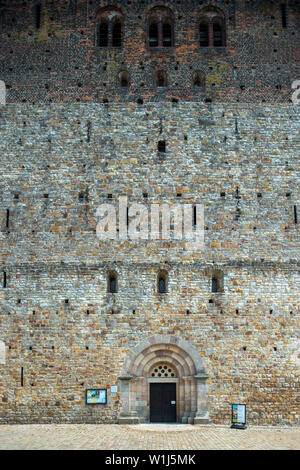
[0,102,299,424]
[0,0,299,104]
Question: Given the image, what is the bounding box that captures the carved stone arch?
[119,335,209,424]
[0,340,5,365]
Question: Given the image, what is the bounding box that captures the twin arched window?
[96,7,225,49]
[97,8,123,48]
[199,9,225,47]
[148,7,174,48]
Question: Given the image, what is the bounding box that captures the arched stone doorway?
[118,335,209,424]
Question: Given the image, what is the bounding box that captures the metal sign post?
[231,404,247,429]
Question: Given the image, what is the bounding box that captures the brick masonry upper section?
[0,0,299,104]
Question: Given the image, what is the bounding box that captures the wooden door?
[150,383,176,422]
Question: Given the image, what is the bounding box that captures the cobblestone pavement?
[0,424,299,450]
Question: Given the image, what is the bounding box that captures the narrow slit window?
[6,209,9,228]
[281,4,287,28]
[294,205,298,224]
[108,274,117,294]
[21,367,24,387]
[193,206,197,227]
[3,271,6,288]
[158,274,167,294]
[35,3,41,30]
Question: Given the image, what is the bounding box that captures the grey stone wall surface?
[0,102,299,424]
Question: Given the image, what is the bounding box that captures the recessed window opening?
[156,70,167,87]
[294,205,297,224]
[158,271,167,294]
[5,209,9,228]
[148,7,174,48]
[199,9,226,47]
[35,3,41,30]
[193,70,205,88]
[158,140,166,152]
[108,272,118,294]
[281,4,287,28]
[119,71,129,88]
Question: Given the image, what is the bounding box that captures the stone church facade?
[0,0,299,425]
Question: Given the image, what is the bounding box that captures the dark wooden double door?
[150,383,176,423]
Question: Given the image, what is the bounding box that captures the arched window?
[119,71,129,88]
[157,271,168,294]
[199,9,225,47]
[193,70,205,88]
[96,7,123,48]
[108,271,118,293]
[211,270,224,293]
[148,7,174,48]
[156,70,167,88]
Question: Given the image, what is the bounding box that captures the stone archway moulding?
[118,335,210,425]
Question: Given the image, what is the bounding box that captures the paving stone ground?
[0,424,299,450]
